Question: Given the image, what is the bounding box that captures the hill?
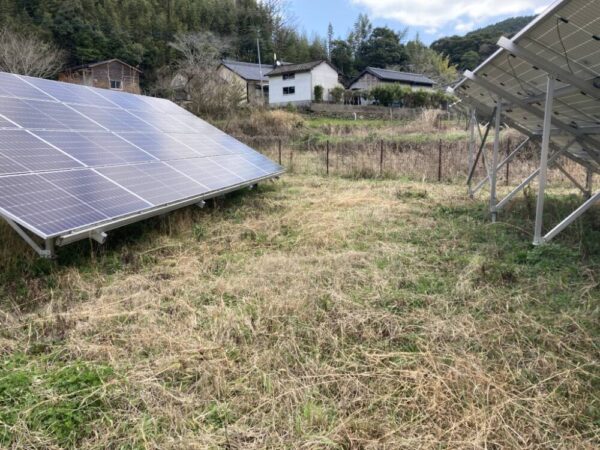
[0,0,327,87]
[431,16,535,70]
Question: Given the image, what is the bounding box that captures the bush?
[330,86,345,104]
[314,85,324,103]
[369,84,454,108]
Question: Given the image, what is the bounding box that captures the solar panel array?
[452,0,600,174]
[0,72,284,241]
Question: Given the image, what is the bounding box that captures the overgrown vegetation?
[368,84,453,108]
[0,175,598,448]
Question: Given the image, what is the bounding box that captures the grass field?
[0,174,599,449]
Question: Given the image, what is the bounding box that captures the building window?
[283,73,295,80]
[283,86,295,95]
[110,79,122,90]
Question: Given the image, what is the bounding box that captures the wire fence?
[236,135,588,186]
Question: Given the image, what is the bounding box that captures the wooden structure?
[59,59,142,94]
[217,60,269,104]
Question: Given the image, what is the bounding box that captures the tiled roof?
[267,60,337,77]
[357,67,435,86]
[221,60,269,82]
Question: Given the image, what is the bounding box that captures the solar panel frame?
[0,69,284,253]
[452,0,599,246]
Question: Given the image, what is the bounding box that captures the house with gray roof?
[349,67,435,92]
[217,60,269,104]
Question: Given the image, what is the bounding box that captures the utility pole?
[256,34,265,104]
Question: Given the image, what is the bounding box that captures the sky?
[287,0,554,44]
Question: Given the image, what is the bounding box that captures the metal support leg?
[555,162,588,195]
[467,109,476,196]
[2,216,54,258]
[467,108,497,196]
[585,168,594,199]
[472,137,530,196]
[490,101,502,222]
[496,142,573,212]
[544,191,600,242]
[44,239,56,259]
[534,76,556,246]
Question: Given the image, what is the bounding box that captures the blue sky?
[288,0,553,44]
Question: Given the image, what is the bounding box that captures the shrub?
[369,84,455,109]
[330,86,345,104]
[314,85,324,103]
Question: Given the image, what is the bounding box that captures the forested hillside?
[0,1,534,91]
[0,0,328,85]
[431,16,534,70]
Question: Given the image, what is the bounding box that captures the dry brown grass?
[0,175,598,449]
[222,109,306,138]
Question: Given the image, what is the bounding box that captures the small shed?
[59,59,142,94]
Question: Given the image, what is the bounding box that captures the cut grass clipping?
[0,175,598,448]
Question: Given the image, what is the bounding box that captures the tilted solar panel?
[97,162,209,205]
[452,0,599,245]
[0,71,284,256]
[453,0,600,174]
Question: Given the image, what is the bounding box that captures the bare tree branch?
[0,29,66,78]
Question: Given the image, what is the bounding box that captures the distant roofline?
[266,60,339,77]
[349,67,435,87]
[63,59,142,73]
[219,59,268,81]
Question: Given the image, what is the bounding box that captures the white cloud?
[351,0,551,29]
[455,21,475,33]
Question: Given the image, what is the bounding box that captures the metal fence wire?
[236,135,586,185]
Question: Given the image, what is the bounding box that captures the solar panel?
[92,87,156,111]
[20,75,116,108]
[0,70,283,256]
[167,158,246,191]
[452,0,599,244]
[0,130,84,174]
[166,133,234,156]
[34,131,155,166]
[40,170,151,218]
[0,72,53,101]
[68,104,156,132]
[0,174,110,236]
[97,162,209,205]
[115,132,200,160]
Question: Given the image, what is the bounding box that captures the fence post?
[505,138,510,186]
[326,140,330,175]
[379,140,384,177]
[438,139,443,182]
[278,139,282,165]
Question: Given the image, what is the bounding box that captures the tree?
[356,27,407,70]
[459,50,480,70]
[331,40,354,78]
[168,32,244,117]
[327,22,334,61]
[404,37,458,86]
[0,29,66,77]
[431,16,534,69]
[349,13,372,54]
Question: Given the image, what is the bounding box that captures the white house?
[267,60,341,106]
